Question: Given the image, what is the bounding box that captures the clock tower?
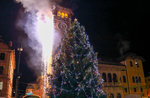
[52,5,73,57]
[53,5,73,34]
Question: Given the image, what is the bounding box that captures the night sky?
[0,0,150,95]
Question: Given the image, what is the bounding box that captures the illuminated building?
[98,53,148,98]
[120,53,147,97]
[0,36,16,98]
[53,5,73,34]
[98,60,126,98]
[145,76,150,97]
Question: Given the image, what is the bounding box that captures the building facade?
[0,37,16,98]
[99,53,148,98]
[98,60,127,98]
[145,76,150,97]
[120,53,147,97]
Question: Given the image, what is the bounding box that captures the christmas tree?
[49,19,105,98]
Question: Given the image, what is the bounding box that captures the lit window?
[57,11,61,16]
[61,12,65,18]
[135,60,139,67]
[65,13,68,18]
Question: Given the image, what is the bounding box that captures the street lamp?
[15,45,23,98]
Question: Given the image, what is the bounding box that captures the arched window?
[110,93,114,98]
[113,73,118,82]
[136,76,138,83]
[135,60,139,67]
[102,73,107,82]
[108,73,112,82]
[139,77,141,83]
[130,61,133,67]
[132,76,135,83]
[123,76,126,83]
[117,93,121,98]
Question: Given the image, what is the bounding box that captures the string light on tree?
[49,20,105,97]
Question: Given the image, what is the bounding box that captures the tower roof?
[119,52,145,61]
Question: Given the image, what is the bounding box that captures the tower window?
[136,77,138,83]
[130,61,133,67]
[132,76,135,83]
[139,77,141,83]
[124,88,127,93]
[0,66,3,74]
[123,76,126,83]
[0,53,5,60]
[134,88,136,92]
[141,88,143,92]
[135,61,139,67]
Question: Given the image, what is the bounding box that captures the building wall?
[124,56,147,97]
[0,42,15,98]
[145,76,150,97]
[98,54,148,98]
[98,63,126,98]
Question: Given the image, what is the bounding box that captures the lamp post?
[15,46,23,98]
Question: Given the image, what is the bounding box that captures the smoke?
[16,12,42,76]
[55,0,80,10]
[15,0,54,13]
[119,40,130,56]
[15,0,55,76]
[116,33,130,56]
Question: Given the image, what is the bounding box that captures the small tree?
[49,20,104,98]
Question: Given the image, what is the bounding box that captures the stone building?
[98,59,126,98]
[0,36,16,98]
[98,53,148,98]
[145,76,150,97]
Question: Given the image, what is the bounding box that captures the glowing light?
[36,11,54,97]
[57,11,61,16]
[65,13,68,18]
[57,11,68,18]
[36,12,54,74]
[61,12,65,18]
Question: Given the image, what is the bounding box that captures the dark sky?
[0,0,150,95]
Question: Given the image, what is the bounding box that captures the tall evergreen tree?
[49,19,104,98]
